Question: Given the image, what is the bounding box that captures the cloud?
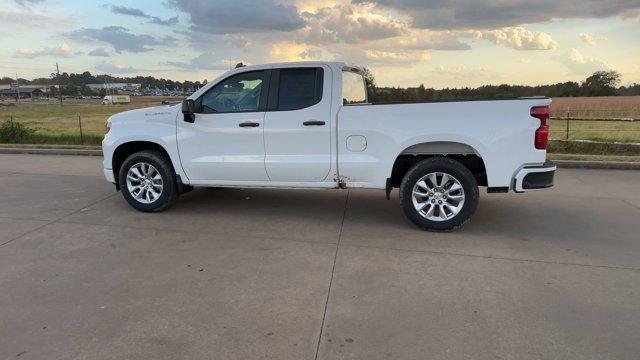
[150,16,179,26]
[354,0,640,30]
[268,42,328,62]
[390,30,472,51]
[110,5,179,26]
[169,0,305,33]
[1,3,81,28]
[88,48,110,57]
[476,27,558,50]
[111,5,148,18]
[66,26,167,53]
[365,50,430,64]
[14,0,44,6]
[301,4,408,44]
[95,62,140,74]
[579,33,607,45]
[15,43,72,58]
[165,53,231,70]
[564,48,614,74]
[621,10,640,21]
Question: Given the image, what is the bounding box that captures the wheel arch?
[112,141,176,190]
[389,140,488,188]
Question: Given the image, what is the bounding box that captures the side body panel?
[337,99,551,189]
[102,105,188,182]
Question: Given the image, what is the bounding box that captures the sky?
[1,0,639,88]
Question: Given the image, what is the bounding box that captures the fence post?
[77,113,84,144]
[565,107,570,140]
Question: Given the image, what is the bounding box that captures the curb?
[554,160,640,170]
[1,148,639,170]
[0,148,103,156]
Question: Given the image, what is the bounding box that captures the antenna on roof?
[235,62,246,69]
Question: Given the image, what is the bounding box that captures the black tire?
[118,150,178,212]
[399,157,479,231]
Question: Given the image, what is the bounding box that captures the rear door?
[263,66,332,182]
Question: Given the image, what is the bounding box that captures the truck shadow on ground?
[166,187,612,243]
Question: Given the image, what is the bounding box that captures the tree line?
[2,69,638,99]
[0,71,208,96]
[363,70,639,102]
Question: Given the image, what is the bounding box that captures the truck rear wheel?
[399,157,479,231]
[118,150,178,212]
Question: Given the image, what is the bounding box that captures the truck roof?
[237,61,358,72]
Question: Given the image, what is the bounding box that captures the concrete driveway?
[1,154,639,360]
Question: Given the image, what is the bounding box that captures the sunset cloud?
[15,43,72,58]
[3,0,639,87]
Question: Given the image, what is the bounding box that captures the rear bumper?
[513,161,556,193]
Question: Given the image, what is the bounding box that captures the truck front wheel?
[399,157,479,231]
[118,150,178,212]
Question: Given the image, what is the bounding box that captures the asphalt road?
[1,154,639,360]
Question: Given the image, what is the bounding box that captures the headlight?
[105,118,112,133]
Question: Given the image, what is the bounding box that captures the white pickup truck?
[102,61,555,231]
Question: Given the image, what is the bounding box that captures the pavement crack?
[341,243,640,272]
[0,192,117,249]
[314,190,349,360]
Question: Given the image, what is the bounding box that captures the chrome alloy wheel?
[411,172,465,222]
[126,162,163,204]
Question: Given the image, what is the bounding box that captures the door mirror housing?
[182,99,196,123]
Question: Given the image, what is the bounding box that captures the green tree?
[580,70,621,96]
[361,67,377,101]
[62,84,78,96]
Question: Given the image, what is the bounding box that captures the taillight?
[531,106,549,150]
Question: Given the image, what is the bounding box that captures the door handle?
[303,120,326,126]
[239,122,260,127]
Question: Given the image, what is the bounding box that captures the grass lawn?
[0,96,181,145]
[1,95,639,145]
[550,119,640,143]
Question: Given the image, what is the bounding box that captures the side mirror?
[182,99,196,123]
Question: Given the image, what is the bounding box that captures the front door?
[177,70,269,182]
[263,67,332,182]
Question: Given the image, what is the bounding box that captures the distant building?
[0,84,49,99]
[87,83,141,92]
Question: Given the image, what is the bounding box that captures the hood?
[108,104,180,124]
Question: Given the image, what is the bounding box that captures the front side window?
[342,71,367,105]
[277,68,322,111]
[201,71,264,113]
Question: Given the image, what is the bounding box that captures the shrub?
[0,118,35,143]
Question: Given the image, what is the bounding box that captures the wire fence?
[2,106,640,145]
[549,107,640,142]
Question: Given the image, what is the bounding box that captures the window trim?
[196,70,270,114]
[267,67,324,112]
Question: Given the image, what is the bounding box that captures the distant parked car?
[102,95,131,105]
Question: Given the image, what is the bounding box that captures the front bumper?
[513,161,556,193]
[103,168,115,183]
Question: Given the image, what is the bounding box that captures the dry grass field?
[1,95,639,145]
[0,96,182,144]
[549,96,640,143]
[550,96,640,120]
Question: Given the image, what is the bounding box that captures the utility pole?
[56,62,62,106]
[15,73,19,103]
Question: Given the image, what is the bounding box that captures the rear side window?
[342,71,367,105]
[277,68,323,111]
